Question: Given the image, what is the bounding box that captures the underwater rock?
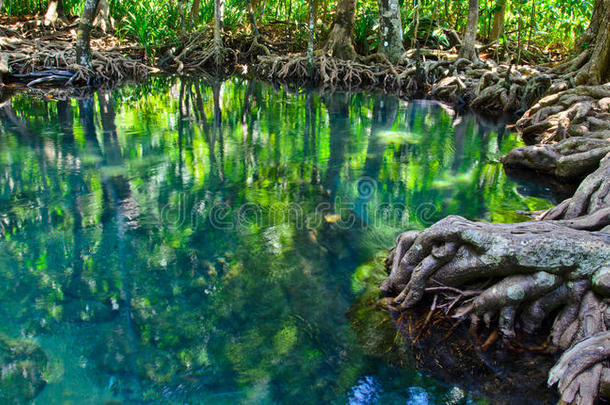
[0,338,47,404]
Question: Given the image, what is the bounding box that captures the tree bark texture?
[490,0,506,40]
[378,0,405,63]
[76,0,101,69]
[324,0,357,60]
[459,0,479,61]
[575,0,610,85]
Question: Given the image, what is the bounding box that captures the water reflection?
[0,78,555,404]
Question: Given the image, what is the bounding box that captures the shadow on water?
[0,77,563,404]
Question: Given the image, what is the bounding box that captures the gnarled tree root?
[1,36,150,86]
[255,54,554,114]
[516,84,610,145]
[158,33,237,74]
[501,85,610,180]
[382,211,610,403]
[501,136,610,180]
[540,153,610,222]
[549,330,610,404]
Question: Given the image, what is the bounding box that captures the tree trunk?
[528,0,535,46]
[575,0,604,54]
[307,0,315,73]
[490,0,506,40]
[218,0,225,31]
[44,0,66,25]
[575,0,610,85]
[214,0,224,46]
[411,0,420,49]
[76,0,101,69]
[214,0,224,43]
[378,0,404,63]
[324,0,357,60]
[44,0,58,25]
[93,0,113,33]
[459,0,479,61]
[246,0,259,36]
[191,0,201,27]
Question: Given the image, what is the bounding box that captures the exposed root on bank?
[539,153,610,224]
[382,153,610,404]
[0,25,150,86]
[159,33,237,74]
[501,136,610,179]
[2,15,606,123]
[254,53,555,114]
[501,84,610,179]
[549,331,610,403]
[255,54,420,93]
[242,35,271,62]
[517,84,610,144]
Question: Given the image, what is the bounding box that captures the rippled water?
[0,78,556,404]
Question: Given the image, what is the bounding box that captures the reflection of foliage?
[348,252,406,360]
[0,79,554,403]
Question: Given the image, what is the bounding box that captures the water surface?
[0,78,556,404]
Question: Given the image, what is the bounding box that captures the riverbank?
[0,15,152,86]
[0,17,562,117]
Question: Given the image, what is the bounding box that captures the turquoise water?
[0,78,555,404]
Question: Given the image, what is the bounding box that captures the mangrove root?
[502,85,610,179]
[517,84,610,145]
[382,168,610,403]
[540,153,610,222]
[0,30,150,85]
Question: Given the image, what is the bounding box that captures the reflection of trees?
[0,80,556,403]
[354,95,396,224]
[86,93,142,394]
[323,92,351,205]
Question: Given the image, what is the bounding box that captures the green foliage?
[2,0,594,56]
[354,1,378,53]
[114,1,181,58]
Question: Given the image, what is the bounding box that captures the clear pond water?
[0,78,557,404]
